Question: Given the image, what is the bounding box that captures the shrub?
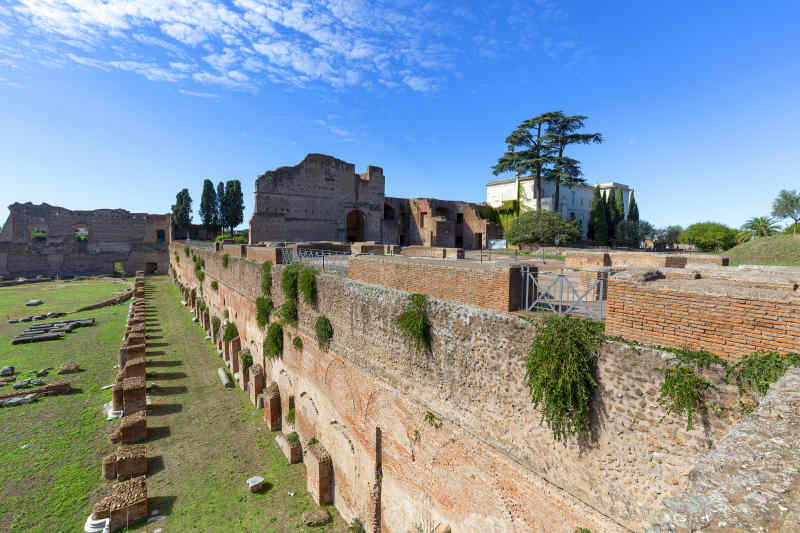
[314,315,333,350]
[224,309,229,319]
[256,297,274,328]
[210,280,218,291]
[264,322,283,358]
[679,222,738,251]
[212,316,221,334]
[395,294,431,352]
[293,336,303,350]
[473,203,500,225]
[198,258,205,268]
[726,351,800,397]
[526,315,604,441]
[505,210,582,246]
[215,234,246,243]
[184,245,190,256]
[241,351,253,377]
[75,233,88,242]
[197,299,206,312]
[298,267,317,305]
[286,430,299,445]
[223,322,239,344]
[279,299,298,327]
[222,253,229,268]
[31,230,47,241]
[307,437,318,447]
[174,252,180,263]
[281,263,304,301]
[424,411,442,429]
[658,365,709,431]
[285,409,296,425]
[348,518,366,533]
[261,261,272,296]
[197,270,205,283]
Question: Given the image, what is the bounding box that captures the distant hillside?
[724,234,800,266]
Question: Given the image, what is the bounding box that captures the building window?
[156,229,166,242]
[456,213,464,224]
[420,212,427,227]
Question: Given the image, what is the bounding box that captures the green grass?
[488,248,565,261]
[0,279,130,532]
[0,277,345,532]
[125,277,344,532]
[723,233,800,266]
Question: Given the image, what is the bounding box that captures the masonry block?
[110,412,147,444]
[264,383,282,431]
[276,433,302,464]
[305,442,333,505]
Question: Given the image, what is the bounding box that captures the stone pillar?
[306,442,333,505]
[231,337,241,374]
[249,365,265,406]
[264,383,282,431]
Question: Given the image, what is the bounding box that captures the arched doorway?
[346,210,365,242]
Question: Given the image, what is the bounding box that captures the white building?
[485,177,632,237]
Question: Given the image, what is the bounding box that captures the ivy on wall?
[264,322,283,358]
[298,267,317,305]
[222,253,229,268]
[395,293,432,353]
[223,322,238,344]
[212,316,221,335]
[261,261,272,297]
[314,315,333,351]
[279,299,298,327]
[241,351,253,377]
[211,280,218,291]
[256,297,274,328]
[526,315,604,441]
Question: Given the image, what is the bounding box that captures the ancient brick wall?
[606,278,800,358]
[348,255,521,312]
[0,202,170,277]
[170,243,759,532]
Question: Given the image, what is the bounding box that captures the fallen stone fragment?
[0,393,39,407]
[218,368,233,388]
[26,299,43,306]
[302,508,331,526]
[0,366,13,377]
[433,524,452,533]
[20,316,32,322]
[57,361,81,374]
[7,319,18,324]
[246,476,265,493]
[13,378,45,389]
[36,368,51,377]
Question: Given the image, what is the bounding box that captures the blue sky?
[1,1,799,230]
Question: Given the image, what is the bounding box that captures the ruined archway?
[346,210,366,242]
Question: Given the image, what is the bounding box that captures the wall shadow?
[145,426,171,442]
[147,360,182,367]
[149,403,183,416]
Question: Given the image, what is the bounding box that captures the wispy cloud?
[315,118,351,137]
[2,0,587,91]
[179,88,220,98]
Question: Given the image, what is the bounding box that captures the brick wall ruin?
[0,202,171,278]
[248,154,501,249]
[169,243,800,532]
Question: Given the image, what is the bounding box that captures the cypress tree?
[606,189,619,240]
[628,191,640,222]
[615,188,625,225]
[199,179,218,233]
[217,181,227,235]
[588,186,608,244]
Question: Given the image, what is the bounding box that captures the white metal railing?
[521,266,606,321]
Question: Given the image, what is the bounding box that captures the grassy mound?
[724,234,800,266]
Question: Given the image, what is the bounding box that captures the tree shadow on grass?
[147,495,177,517]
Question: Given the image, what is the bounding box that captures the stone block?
[110,412,146,444]
[276,434,302,464]
[108,476,147,531]
[263,383,282,431]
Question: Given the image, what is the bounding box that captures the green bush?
[31,230,47,241]
[505,210,582,246]
[293,336,303,350]
[215,234,246,243]
[348,518,366,533]
[184,245,190,256]
[658,365,709,431]
[75,233,88,242]
[224,309,229,319]
[256,297,274,328]
[395,294,431,352]
[473,203,500,225]
[726,350,800,396]
[210,280,218,291]
[298,267,317,305]
[679,222,738,251]
[197,270,205,283]
[223,322,238,344]
[174,253,180,263]
[212,316,221,334]
[279,299,298,327]
[264,322,283,358]
[285,409,296,425]
[281,263,303,301]
[525,315,604,441]
[261,261,272,297]
[222,253,229,268]
[314,315,333,351]
[285,430,299,445]
[240,351,253,377]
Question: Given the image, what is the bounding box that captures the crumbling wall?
[0,203,170,278]
[171,243,768,532]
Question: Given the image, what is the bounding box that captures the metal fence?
[521,266,606,321]
[279,247,352,275]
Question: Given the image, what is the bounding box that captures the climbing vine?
[285,408,296,425]
[256,297,274,328]
[264,322,283,358]
[223,322,238,344]
[526,315,604,441]
[314,315,333,351]
[184,245,190,257]
[348,518,366,533]
[286,430,299,445]
[281,263,304,301]
[241,351,253,377]
[726,350,800,396]
[212,316,221,335]
[395,293,432,353]
[279,299,298,327]
[658,365,709,430]
[424,411,442,429]
[298,267,317,305]
[222,253,229,268]
[261,261,272,297]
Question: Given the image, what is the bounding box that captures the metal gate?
[521,266,606,321]
[279,247,351,275]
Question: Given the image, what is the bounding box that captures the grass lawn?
[0,279,130,532]
[0,277,346,532]
[127,277,346,532]
[723,234,800,266]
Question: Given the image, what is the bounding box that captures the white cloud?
[204,48,239,71]
[179,88,220,98]
[403,75,436,92]
[315,118,351,137]
[193,71,252,89]
[170,62,195,72]
[68,54,184,82]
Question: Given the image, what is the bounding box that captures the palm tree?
[742,216,780,238]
